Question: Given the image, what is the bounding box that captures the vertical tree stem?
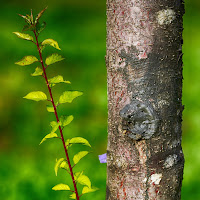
[106,1,184,199]
[33,30,79,200]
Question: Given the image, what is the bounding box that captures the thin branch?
[33,30,80,200]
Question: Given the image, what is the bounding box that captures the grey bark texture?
[106,0,185,200]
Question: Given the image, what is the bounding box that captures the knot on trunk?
[120,99,159,140]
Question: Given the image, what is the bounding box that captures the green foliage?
[54,158,65,176]
[60,160,69,170]
[75,172,91,188]
[52,184,70,191]
[82,186,98,194]
[31,67,43,76]
[48,75,71,87]
[59,91,83,104]
[60,115,74,127]
[73,151,89,165]
[45,53,65,66]
[23,91,47,101]
[70,193,76,199]
[42,39,61,50]
[13,32,33,41]
[46,105,55,112]
[14,8,96,200]
[19,7,47,34]
[36,22,46,34]
[67,137,91,147]
[50,121,61,133]
[39,132,58,145]
[15,56,38,66]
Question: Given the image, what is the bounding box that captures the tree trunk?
[106,0,185,199]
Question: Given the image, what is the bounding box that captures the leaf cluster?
[18,7,47,34]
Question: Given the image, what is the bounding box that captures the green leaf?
[82,186,98,194]
[60,115,74,127]
[46,105,54,112]
[15,56,38,66]
[65,139,72,149]
[42,39,61,50]
[55,158,65,176]
[52,184,70,191]
[45,53,65,66]
[68,137,91,147]
[74,171,83,179]
[39,132,58,145]
[75,173,91,188]
[35,6,48,24]
[59,160,69,170]
[46,102,58,112]
[69,193,76,199]
[23,91,47,101]
[59,91,83,104]
[13,32,34,41]
[70,193,76,199]
[36,22,46,34]
[48,75,70,87]
[50,121,61,133]
[73,151,89,165]
[31,67,43,76]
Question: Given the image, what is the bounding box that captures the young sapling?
[13,7,97,200]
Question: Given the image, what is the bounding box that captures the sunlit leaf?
[46,102,58,112]
[36,22,46,34]
[48,75,70,87]
[13,32,34,41]
[69,193,76,199]
[46,105,54,112]
[68,137,91,147]
[42,39,61,50]
[60,115,74,127]
[39,132,58,145]
[59,91,83,104]
[35,6,48,24]
[31,67,43,76]
[55,158,65,176]
[52,183,70,191]
[75,173,91,188]
[60,160,69,170]
[23,91,47,101]
[45,53,64,66]
[15,56,38,66]
[74,171,83,179]
[82,186,98,194]
[65,139,71,149]
[50,121,61,133]
[73,151,89,165]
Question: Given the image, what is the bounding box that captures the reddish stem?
[33,30,79,200]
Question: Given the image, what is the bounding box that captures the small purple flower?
[98,153,107,163]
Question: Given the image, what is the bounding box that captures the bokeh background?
[0,0,199,199]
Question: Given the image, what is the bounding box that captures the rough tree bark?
[106,0,185,199]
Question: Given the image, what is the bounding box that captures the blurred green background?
[0,0,199,199]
